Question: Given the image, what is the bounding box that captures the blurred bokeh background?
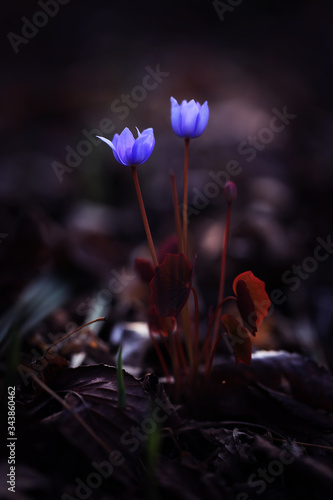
[1,0,333,368]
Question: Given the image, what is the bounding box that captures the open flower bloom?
[170,97,209,138]
[97,127,155,166]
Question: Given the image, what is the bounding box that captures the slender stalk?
[149,331,172,384]
[131,166,158,267]
[191,287,200,367]
[170,172,183,253]
[175,330,189,376]
[157,331,171,357]
[201,296,237,367]
[211,201,232,354]
[182,138,190,256]
[205,334,224,380]
[167,327,181,391]
[180,302,193,369]
[41,317,106,359]
[273,438,333,451]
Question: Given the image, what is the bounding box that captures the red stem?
[191,287,200,366]
[182,138,190,256]
[211,201,232,353]
[205,334,224,379]
[175,330,189,376]
[149,330,172,383]
[131,166,158,267]
[201,296,237,370]
[171,172,183,253]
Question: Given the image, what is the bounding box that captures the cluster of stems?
[130,141,235,391]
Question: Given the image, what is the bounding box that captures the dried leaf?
[27,364,152,481]
[233,271,270,336]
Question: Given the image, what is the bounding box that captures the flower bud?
[170,97,209,138]
[224,181,237,203]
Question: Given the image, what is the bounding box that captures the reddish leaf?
[157,235,179,263]
[134,257,155,283]
[221,314,252,364]
[149,253,195,317]
[233,271,271,336]
[148,304,176,336]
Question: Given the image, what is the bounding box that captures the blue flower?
[170,97,209,138]
[97,127,155,166]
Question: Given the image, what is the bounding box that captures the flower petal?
[193,101,209,137]
[97,134,125,165]
[170,97,183,137]
[116,127,135,165]
[110,134,125,165]
[96,135,116,151]
[132,128,155,164]
[180,100,200,138]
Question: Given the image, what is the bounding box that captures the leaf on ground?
[254,435,333,495]
[255,382,333,428]
[210,352,333,431]
[25,364,159,481]
[154,456,224,500]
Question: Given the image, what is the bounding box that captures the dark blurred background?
[1,0,333,367]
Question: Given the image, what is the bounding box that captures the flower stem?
[170,172,183,253]
[211,201,232,354]
[180,139,192,372]
[131,166,158,267]
[205,334,224,380]
[182,138,190,256]
[191,287,200,367]
[149,330,172,384]
[201,296,236,371]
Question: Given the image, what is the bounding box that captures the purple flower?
[170,97,209,138]
[97,127,155,166]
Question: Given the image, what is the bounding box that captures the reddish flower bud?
[224,181,237,203]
